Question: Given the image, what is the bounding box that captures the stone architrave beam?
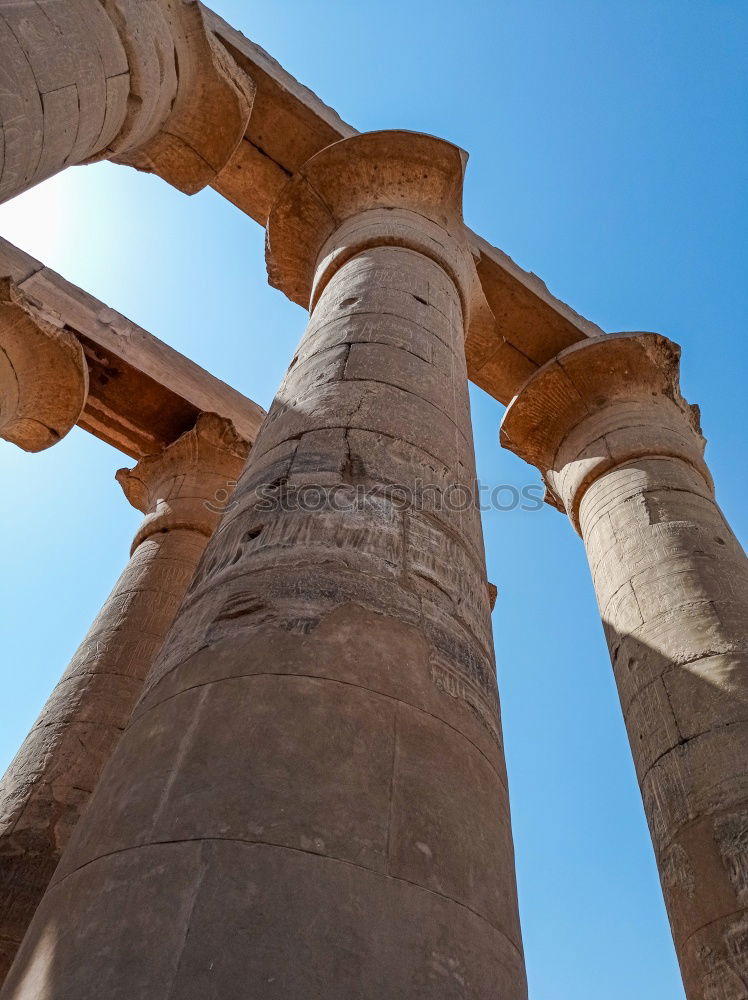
[204,4,603,403]
[0,237,266,458]
[0,1,602,404]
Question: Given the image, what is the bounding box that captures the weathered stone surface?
[0,237,266,457]
[207,4,603,402]
[4,132,527,999]
[0,0,254,203]
[501,332,748,1000]
[108,0,255,193]
[0,414,250,986]
[0,0,602,406]
[6,840,526,1000]
[0,279,88,453]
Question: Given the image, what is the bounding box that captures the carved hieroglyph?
[2,131,528,1000]
[0,279,88,452]
[0,0,254,203]
[0,413,249,985]
[501,333,748,1000]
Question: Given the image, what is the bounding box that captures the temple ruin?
[0,3,745,998]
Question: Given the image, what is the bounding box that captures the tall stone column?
[0,0,254,204]
[501,332,748,999]
[3,132,528,999]
[0,278,88,452]
[0,413,248,986]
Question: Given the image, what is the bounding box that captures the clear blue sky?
[1,2,746,997]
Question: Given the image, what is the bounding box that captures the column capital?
[105,0,255,194]
[0,0,254,204]
[116,412,250,552]
[0,279,88,452]
[500,332,711,530]
[265,130,493,339]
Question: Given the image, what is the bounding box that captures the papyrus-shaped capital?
[0,279,88,452]
[266,130,494,341]
[109,0,256,194]
[500,331,710,529]
[116,411,250,551]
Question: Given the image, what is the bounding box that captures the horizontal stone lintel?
[0,237,266,459]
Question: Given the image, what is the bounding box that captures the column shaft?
[581,455,748,996]
[0,413,248,985]
[501,333,748,999]
[1,132,528,1000]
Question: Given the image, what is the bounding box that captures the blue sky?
[1,2,746,997]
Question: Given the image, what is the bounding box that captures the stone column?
[501,332,748,999]
[0,413,248,986]
[3,131,528,1000]
[0,278,88,452]
[0,0,254,204]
